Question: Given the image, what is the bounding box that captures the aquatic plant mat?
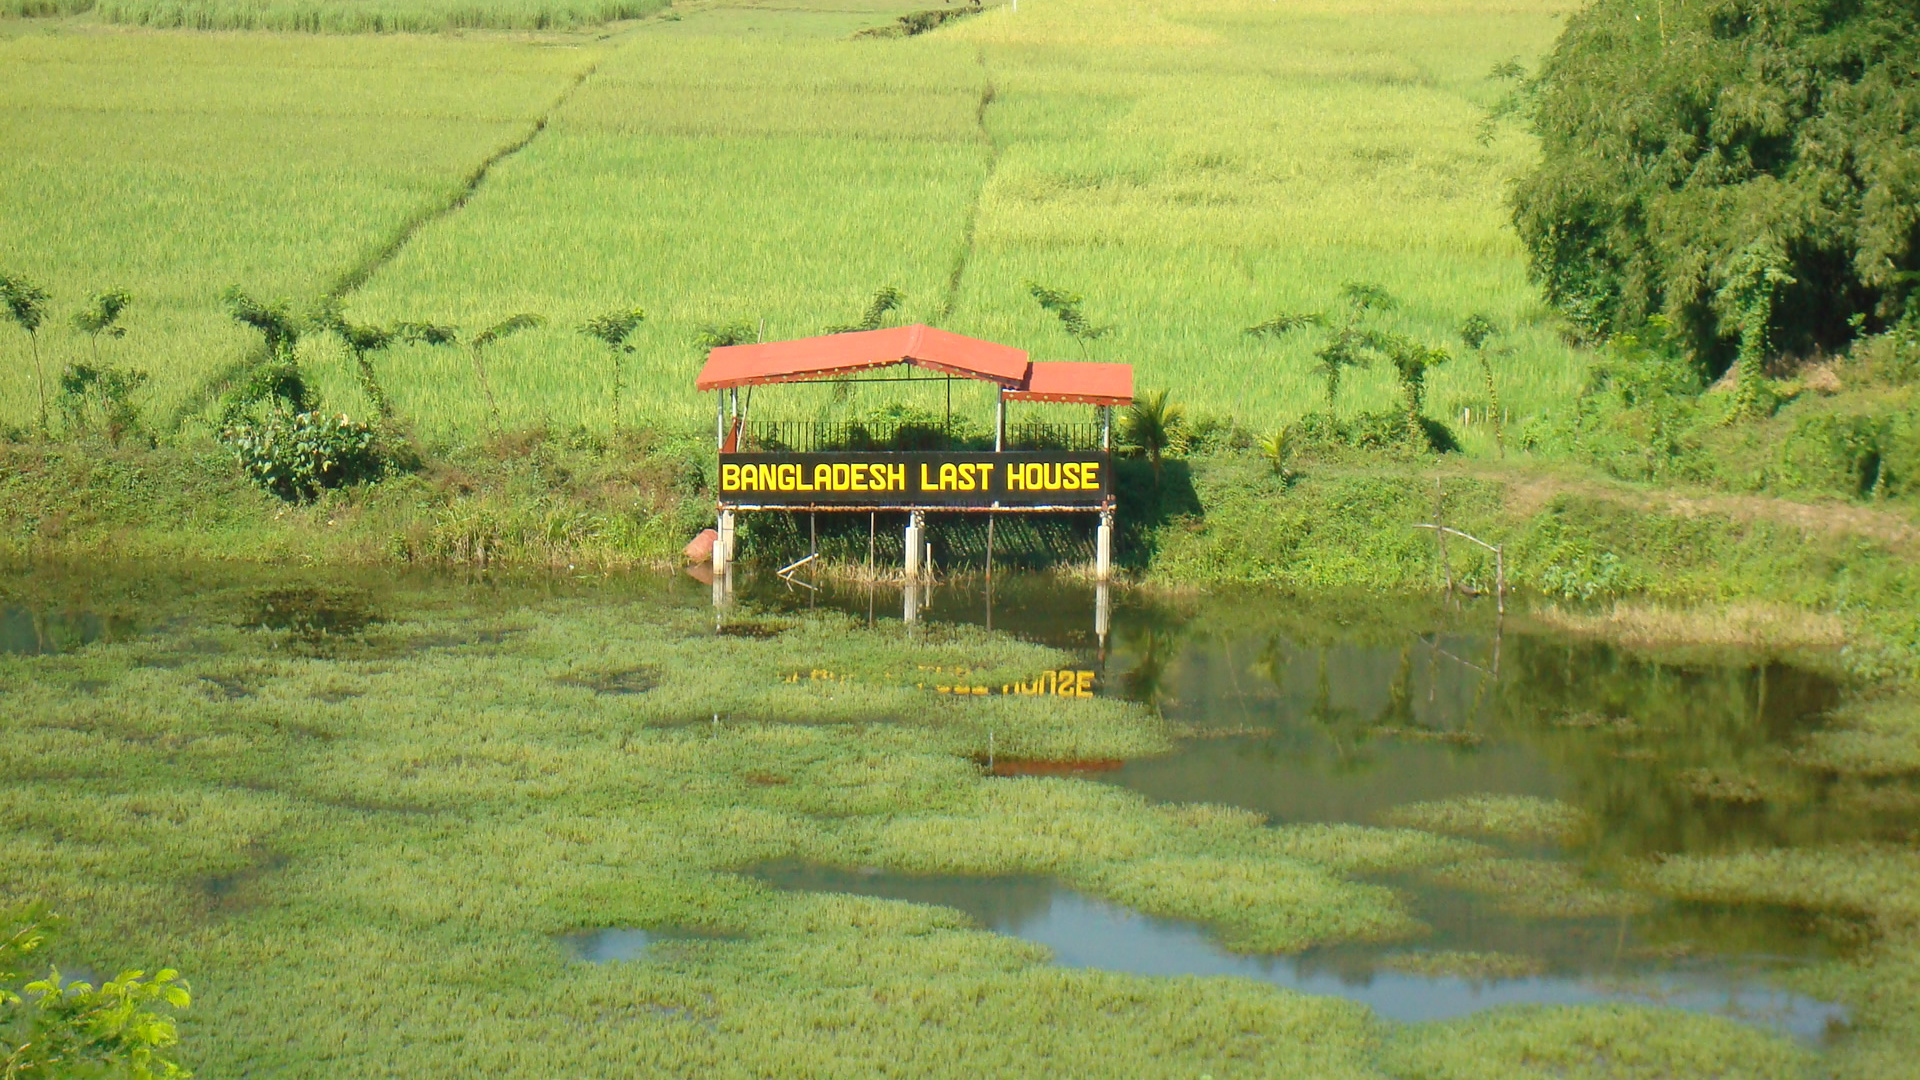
[5,563,1920,1077]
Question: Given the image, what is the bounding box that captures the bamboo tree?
[1027,282,1113,357]
[70,288,131,368]
[578,307,646,431]
[0,272,52,435]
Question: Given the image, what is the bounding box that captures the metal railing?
[738,420,1106,452]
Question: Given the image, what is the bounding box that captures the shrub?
[222,410,384,502]
[57,361,149,445]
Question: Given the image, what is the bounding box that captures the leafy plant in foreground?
[223,409,384,502]
[3,901,193,1079]
[578,306,646,431]
[1244,283,1392,414]
[1027,283,1113,356]
[0,271,52,435]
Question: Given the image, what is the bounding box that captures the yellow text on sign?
[917,462,996,492]
[1005,462,1101,492]
[722,462,908,494]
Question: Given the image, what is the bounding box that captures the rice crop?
[4,0,1586,446]
[345,20,997,439]
[2,0,663,29]
[341,0,1586,445]
[0,27,604,431]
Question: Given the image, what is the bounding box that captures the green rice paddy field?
[1,0,1579,445]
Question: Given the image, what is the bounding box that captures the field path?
[940,51,1002,321]
[323,45,620,303]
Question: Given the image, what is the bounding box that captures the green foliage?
[0,273,48,338]
[221,410,384,502]
[694,322,756,351]
[2,903,192,1080]
[826,287,902,334]
[313,300,398,420]
[1460,313,1505,456]
[1258,424,1296,481]
[578,306,646,430]
[69,289,132,362]
[1121,388,1185,468]
[467,314,543,430]
[220,287,301,364]
[1512,0,1920,367]
[1247,284,1451,444]
[0,271,51,434]
[57,362,150,445]
[1026,283,1112,356]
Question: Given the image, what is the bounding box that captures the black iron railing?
[739,420,1105,452]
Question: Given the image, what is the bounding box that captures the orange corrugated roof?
[1003,361,1134,406]
[696,325,1030,390]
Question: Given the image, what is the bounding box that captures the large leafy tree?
[1511,0,1920,373]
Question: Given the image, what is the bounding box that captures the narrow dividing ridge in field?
[324,52,612,302]
[940,53,999,322]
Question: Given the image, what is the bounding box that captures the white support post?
[904,510,923,580]
[1095,505,1113,581]
[995,394,1007,453]
[1094,580,1111,650]
[714,509,735,574]
[1101,406,1112,451]
[904,581,921,623]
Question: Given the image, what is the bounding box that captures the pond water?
[728,568,1920,1039]
[11,561,1910,1041]
[747,864,1848,1042]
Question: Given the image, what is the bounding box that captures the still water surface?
[729,570,1916,1040]
[10,563,1906,1039]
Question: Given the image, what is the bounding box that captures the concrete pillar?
[714,509,735,574]
[1095,506,1113,581]
[904,510,924,580]
[903,582,921,623]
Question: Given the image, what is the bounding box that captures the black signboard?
[718,451,1110,508]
